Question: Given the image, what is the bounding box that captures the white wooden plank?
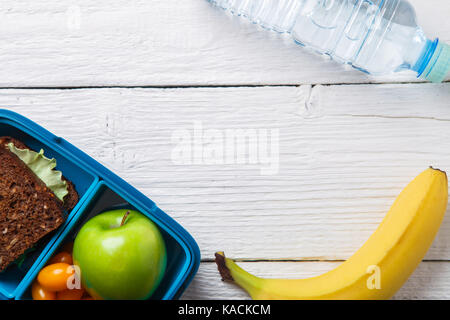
[0,84,449,261]
[182,261,450,300]
[0,0,448,87]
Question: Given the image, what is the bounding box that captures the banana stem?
[215,252,263,299]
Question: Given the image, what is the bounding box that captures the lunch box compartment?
[17,181,196,300]
[0,117,99,299]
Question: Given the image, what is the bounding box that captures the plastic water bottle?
[207,0,450,83]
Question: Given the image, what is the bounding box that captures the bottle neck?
[414,38,450,83]
[413,38,438,76]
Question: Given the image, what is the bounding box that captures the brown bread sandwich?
[0,137,78,272]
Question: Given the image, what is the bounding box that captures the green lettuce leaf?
[7,143,68,202]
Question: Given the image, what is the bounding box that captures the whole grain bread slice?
[0,136,79,211]
[0,137,79,271]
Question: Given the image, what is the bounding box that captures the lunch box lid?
[0,109,201,299]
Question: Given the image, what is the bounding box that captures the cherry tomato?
[61,242,74,254]
[37,263,74,292]
[56,288,84,300]
[31,281,56,300]
[49,252,73,265]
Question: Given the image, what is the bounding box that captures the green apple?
[73,209,166,300]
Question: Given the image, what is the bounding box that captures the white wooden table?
[1,0,450,300]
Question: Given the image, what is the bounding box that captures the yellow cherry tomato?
[37,263,74,292]
[49,252,73,265]
[56,288,84,300]
[31,281,56,300]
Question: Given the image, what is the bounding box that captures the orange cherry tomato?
[37,263,74,292]
[49,252,73,265]
[56,288,84,300]
[31,281,56,300]
[61,242,74,254]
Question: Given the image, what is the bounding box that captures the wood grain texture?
[0,0,449,87]
[2,0,449,301]
[0,84,449,262]
[182,261,450,300]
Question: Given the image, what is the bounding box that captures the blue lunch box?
[0,109,200,300]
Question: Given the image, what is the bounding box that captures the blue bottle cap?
[420,40,450,83]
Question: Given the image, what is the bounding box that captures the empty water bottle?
[208,0,450,82]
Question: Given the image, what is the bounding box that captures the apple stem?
[120,211,130,227]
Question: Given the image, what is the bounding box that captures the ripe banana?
[216,168,448,300]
